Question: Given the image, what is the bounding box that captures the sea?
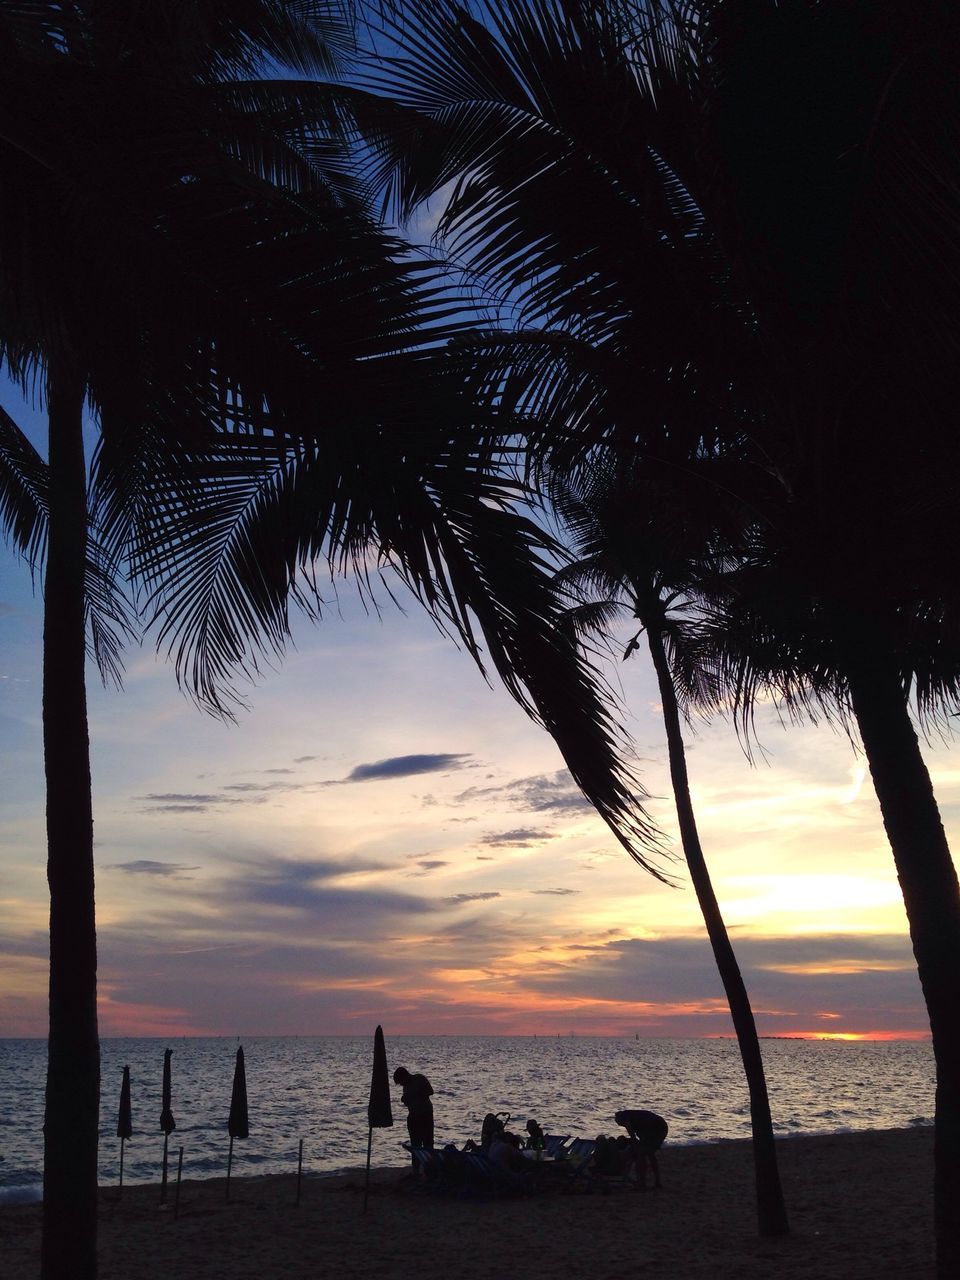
[0,1035,935,1203]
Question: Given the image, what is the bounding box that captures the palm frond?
[0,403,47,567]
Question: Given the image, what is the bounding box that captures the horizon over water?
[0,1035,934,1203]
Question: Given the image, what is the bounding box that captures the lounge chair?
[401,1142,447,1189]
[559,1138,599,1191]
[576,1136,646,1194]
[565,1137,596,1165]
[464,1150,532,1198]
[542,1133,570,1159]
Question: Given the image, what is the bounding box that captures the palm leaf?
[0,403,47,567]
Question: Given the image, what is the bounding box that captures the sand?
[0,1128,935,1279]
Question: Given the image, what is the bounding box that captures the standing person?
[394,1066,434,1167]
[614,1109,668,1188]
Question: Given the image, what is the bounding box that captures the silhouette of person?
[614,1109,668,1188]
[394,1066,434,1165]
[525,1118,546,1150]
[488,1130,528,1175]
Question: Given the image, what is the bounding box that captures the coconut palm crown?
[355,1,960,1270]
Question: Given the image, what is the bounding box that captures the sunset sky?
[1,377,954,1042]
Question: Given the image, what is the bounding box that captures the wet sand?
[1,1127,934,1278]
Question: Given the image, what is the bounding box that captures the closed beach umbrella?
[160,1048,176,1135]
[228,1046,249,1139]
[117,1065,132,1194]
[368,1026,393,1129]
[363,1025,394,1214]
[226,1045,249,1200]
[159,1048,175,1203]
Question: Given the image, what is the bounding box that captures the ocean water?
[0,1035,934,1202]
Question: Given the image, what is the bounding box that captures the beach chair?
[463,1151,531,1198]
[401,1142,446,1190]
[572,1136,644,1194]
[543,1133,570,1159]
[562,1138,598,1191]
[565,1137,596,1165]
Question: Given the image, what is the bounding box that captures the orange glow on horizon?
[782,1029,930,1042]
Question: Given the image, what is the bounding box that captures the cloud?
[110,860,199,878]
[453,770,594,817]
[480,828,557,848]
[137,790,267,813]
[529,932,925,1032]
[445,891,501,904]
[101,855,442,952]
[293,755,318,763]
[416,860,449,872]
[530,888,579,896]
[218,855,442,929]
[223,781,296,794]
[346,753,472,782]
[141,793,222,804]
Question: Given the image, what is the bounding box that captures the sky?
[1,375,955,1042]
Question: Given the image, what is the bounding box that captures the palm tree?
[1,10,670,1278]
[549,450,787,1234]
[354,1,960,1268]
[0,4,503,1276]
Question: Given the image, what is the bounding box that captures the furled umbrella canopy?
[160,1049,176,1136]
[159,1048,175,1202]
[117,1066,132,1141]
[368,1026,393,1130]
[228,1047,249,1140]
[226,1045,249,1201]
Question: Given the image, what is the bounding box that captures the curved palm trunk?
[41,364,99,1280]
[647,623,789,1237]
[846,658,960,1280]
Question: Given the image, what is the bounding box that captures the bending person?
[614,1108,668,1188]
[394,1066,434,1167]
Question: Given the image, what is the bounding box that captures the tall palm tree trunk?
[41,362,99,1280]
[846,657,960,1280]
[647,623,789,1236]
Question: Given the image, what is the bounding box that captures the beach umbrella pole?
[363,1126,373,1215]
[226,1135,234,1202]
[174,1147,184,1220]
[296,1138,303,1207]
[161,1133,170,1203]
[119,1136,125,1196]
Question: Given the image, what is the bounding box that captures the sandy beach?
[1,1128,934,1279]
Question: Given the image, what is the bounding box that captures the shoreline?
[2,1127,935,1278]
[0,1119,934,1205]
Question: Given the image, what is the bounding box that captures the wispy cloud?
[530,887,579,896]
[141,793,222,804]
[137,790,271,813]
[110,860,200,878]
[346,753,472,782]
[223,781,298,794]
[445,891,501,904]
[480,828,557,848]
[453,770,594,816]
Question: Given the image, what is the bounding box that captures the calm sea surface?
[0,1035,934,1202]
